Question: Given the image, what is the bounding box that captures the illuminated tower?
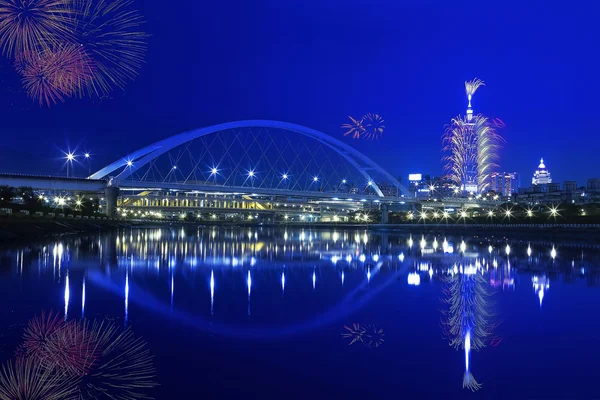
[532,158,552,185]
[462,79,484,193]
[443,79,503,194]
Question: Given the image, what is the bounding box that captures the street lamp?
[65,152,75,177]
[84,152,91,175]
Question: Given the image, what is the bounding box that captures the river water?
[1,226,599,399]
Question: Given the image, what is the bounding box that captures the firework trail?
[475,116,504,192]
[362,113,385,140]
[341,116,365,139]
[442,115,503,192]
[442,78,504,192]
[0,0,73,59]
[0,356,79,400]
[77,322,157,400]
[465,78,485,100]
[67,0,148,97]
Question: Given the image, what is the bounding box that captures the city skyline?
[1,1,598,185]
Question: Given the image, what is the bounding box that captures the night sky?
[1,1,598,185]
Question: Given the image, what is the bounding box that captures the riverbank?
[2,216,599,245]
[0,216,135,244]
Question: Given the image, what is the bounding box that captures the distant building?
[516,177,600,205]
[377,182,399,198]
[532,158,552,185]
[490,172,520,197]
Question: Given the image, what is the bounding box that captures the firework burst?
[0,357,79,400]
[0,0,73,59]
[67,0,148,97]
[19,310,63,360]
[362,113,385,139]
[465,78,485,98]
[341,116,365,139]
[18,43,93,106]
[77,322,157,400]
[16,313,157,399]
[341,323,365,345]
[363,324,385,348]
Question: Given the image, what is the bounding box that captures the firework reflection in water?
[441,272,498,392]
[342,323,384,348]
[12,312,157,400]
[0,356,79,400]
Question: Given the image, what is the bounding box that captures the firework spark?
[442,114,503,192]
[465,78,485,98]
[67,0,148,97]
[341,116,364,139]
[362,113,384,139]
[341,323,365,345]
[78,323,157,400]
[20,310,63,360]
[19,43,93,106]
[41,319,100,376]
[17,313,156,399]
[0,0,73,59]
[0,357,79,400]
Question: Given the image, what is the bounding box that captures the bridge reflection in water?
[3,226,600,397]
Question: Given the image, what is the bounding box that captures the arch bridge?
[90,120,411,222]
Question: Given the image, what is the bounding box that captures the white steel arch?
[90,120,409,197]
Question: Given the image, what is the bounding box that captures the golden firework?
[0,0,73,59]
[67,0,148,97]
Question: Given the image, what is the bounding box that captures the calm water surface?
[1,227,599,399]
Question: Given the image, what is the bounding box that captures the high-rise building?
[532,158,552,185]
[442,79,503,194]
[490,172,520,197]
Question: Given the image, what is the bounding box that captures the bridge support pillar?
[105,186,120,217]
[380,204,389,224]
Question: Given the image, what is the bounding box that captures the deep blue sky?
[1,1,598,185]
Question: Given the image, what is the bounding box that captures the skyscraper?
[442,79,503,194]
[490,172,520,197]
